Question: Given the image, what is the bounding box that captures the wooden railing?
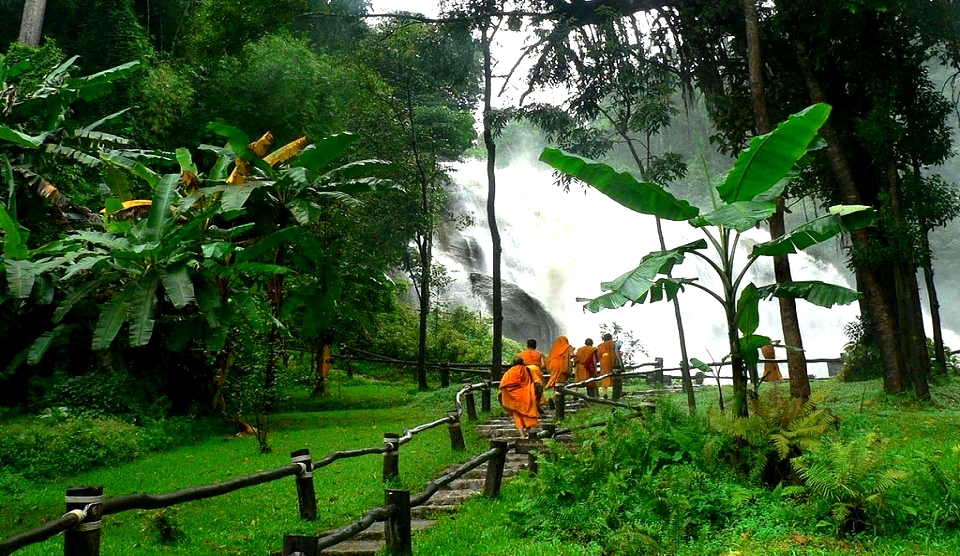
[0,407,469,556]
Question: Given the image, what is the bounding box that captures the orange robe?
[597,340,618,387]
[518,348,546,384]
[499,364,541,432]
[574,345,598,383]
[761,344,782,382]
[545,336,575,389]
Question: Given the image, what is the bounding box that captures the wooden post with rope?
[446,412,465,450]
[382,433,400,482]
[64,485,103,556]
[463,380,478,422]
[290,449,317,521]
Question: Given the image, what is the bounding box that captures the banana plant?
[539,104,875,418]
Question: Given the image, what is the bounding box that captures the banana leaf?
[539,148,699,221]
[92,290,130,350]
[144,174,179,242]
[736,283,760,337]
[717,103,831,203]
[691,201,777,233]
[296,133,358,172]
[127,277,159,347]
[751,205,876,257]
[756,281,861,308]
[161,267,195,308]
[577,240,706,312]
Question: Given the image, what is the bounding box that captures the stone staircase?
[314,404,578,555]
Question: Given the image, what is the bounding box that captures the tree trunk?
[885,159,931,399]
[417,237,431,390]
[742,0,810,400]
[655,217,696,411]
[18,0,47,46]
[481,24,503,380]
[921,231,948,375]
[794,37,905,394]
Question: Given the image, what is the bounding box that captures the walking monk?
[574,338,599,397]
[499,357,542,439]
[761,342,783,382]
[518,339,547,407]
[597,333,619,398]
[545,335,575,390]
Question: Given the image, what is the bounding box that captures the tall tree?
[17,0,47,46]
[741,0,810,400]
[364,19,480,390]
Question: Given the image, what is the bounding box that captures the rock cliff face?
[469,273,560,347]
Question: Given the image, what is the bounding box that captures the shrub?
[792,431,907,535]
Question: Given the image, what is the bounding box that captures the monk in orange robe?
[517,339,546,406]
[574,339,599,397]
[499,357,542,438]
[545,336,575,389]
[761,343,782,382]
[597,333,620,398]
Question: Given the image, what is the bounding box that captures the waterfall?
[434,159,958,376]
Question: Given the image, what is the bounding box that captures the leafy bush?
[711,387,837,485]
[903,445,960,531]
[839,318,883,382]
[792,431,906,535]
[512,401,737,552]
[0,415,224,482]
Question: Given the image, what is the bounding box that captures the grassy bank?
[0,370,491,555]
[415,376,960,556]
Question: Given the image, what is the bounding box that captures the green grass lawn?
[0,370,493,555]
[4,371,960,555]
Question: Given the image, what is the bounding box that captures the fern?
[792,431,907,535]
[712,386,836,485]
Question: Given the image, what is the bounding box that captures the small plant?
[792,430,907,535]
[142,508,186,545]
[910,445,960,530]
[712,387,836,485]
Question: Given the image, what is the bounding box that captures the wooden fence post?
[64,485,102,556]
[282,535,319,556]
[651,357,664,385]
[447,411,466,450]
[480,379,492,413]
[440,362,450,388]
[290,449,317,521]
[384,489,412,556]
[383,433,400,482]
[612,370,623,401]
[555,383,566,421]
[463,380,478,422]
[483,441,508,498]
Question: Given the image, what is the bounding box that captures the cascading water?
[435,159,957,376]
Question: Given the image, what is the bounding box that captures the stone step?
[350,519,435,541]
[446,477,484,491]
[424,489,480,506]
[410,504,459,520]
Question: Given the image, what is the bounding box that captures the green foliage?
[369,304,523,364]
[793,431,907,535]
[542,103,872,417]
[906,446,960,530]
[712,387,837,485]
[0,414,221,482]
[197,33,335,146]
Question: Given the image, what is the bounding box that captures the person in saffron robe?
[574,338,599,397]
[545,335,575,390]
[761,342,783,382]
[499,357,542,438]
[517,339,546,407]
[597,333,620,399]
